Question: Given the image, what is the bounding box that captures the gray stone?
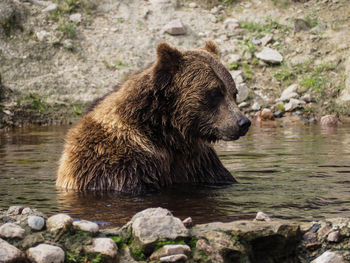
[150,244,191,260]
[0,223,25,239]
[0,238,24,262]
[69,13,82,23]
[46,214,73,233]
[164,19,187,35]
[160,254,188,262]
[237,83,249,103]
[129,207,173,225]
[42,3,57,13]
[252,39,261,45]
[251,102,261,111]
[256,47,283,64]
[132,209,189,250]
[85,238,118,258]
[301,93,313,103]
[63,39,74,50]
[21,207,33,215]
[284,98,305,111]
[255,211,271,222]
[279,84,299,101]
[311,251,345,263]
[260,34,273,46]
[28,216,45,231]
[7,206,24,215]
[27,244,65,263]
[73,220,99,234]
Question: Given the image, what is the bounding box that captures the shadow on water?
[1,124,350,226]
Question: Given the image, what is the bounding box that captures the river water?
[0,124,349,226]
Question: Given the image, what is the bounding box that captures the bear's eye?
[206,87,224,108]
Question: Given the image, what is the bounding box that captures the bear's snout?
[237,117,251,136]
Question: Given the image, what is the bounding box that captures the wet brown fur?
[57,41,247,194]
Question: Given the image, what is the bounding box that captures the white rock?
[46,214,73,233]
[28,216,45,231]
[182,217,192,228]
[188,2,197,8]
[260,34,273,46]
[163,19,187,35]
[160,254,188,262]
[0,238,24,262]
[280,84,299,101]
[255,211,272,222]
[36,30,50,42]
[237,83,249,103]
[256,47,283,64]
[0,223,25,239]
[301,93,312,102]
[150,244,191,260]
[252,102,261,111]
[311,251,345,263]
[85,238,118,258]
[21,207,33,215]
[73,220,99,234]
[69,13,82,23]
[27,244,65,263]
[284,98,305,111]
[238,102,249,108]
[42,4,57,13]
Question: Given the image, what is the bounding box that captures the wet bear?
[56,41,251,194]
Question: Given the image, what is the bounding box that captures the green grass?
[58,21,77,39]
[17,93,48,112]
[273,65,295,83]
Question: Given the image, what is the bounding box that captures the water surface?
[0,124,349,226]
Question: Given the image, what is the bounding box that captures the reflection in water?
[0,124,350,226]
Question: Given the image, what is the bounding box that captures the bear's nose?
[237,117,251,136]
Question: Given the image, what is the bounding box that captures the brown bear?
[56,41,251,194]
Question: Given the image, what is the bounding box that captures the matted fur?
[57,41,249,194]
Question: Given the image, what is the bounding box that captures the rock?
[28,216,45,231]
[302,93,313,103]
[327,231,340,242]
[284,98,305,111]
[163,19,187,35]
[63,39,74,50]
[7,206,24,215]
[188,2,197,8]
[42,3,57,13]
[73,220,99,234]
[27,244,65,263]
[255,211,272,222]
[69,13,82,23]
[131,209,189,251]
[238,102,249,108]
[85,238,118,259]
[0,223,25,239]
[21,207,33,215]
[237,83,249,103]
[159,254,187,262]
[280,84,299,101]
[46,214,73,233]
[0,238,25,262]
[150,244,191,260]
[256,47,283,64]
[294,18,311,32]
[36,30,50,42]
[196,239,223,263]
[251,102,261,111]
[303,232,318,243]
[224,18,239,31]
[260,34,273,46]
[320,115,340,127]
[311,251,345,263]
[182,217,193,228]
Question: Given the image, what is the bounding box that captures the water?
[1,124,349,226]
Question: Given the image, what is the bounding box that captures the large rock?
[85,238,118,259]
[0,238,25,262]
[73,220,99,234]
[46,214,73,233]
[131,208,189,252]
[27,244,65,263]
[0,223,25,239]
[256,47,283,64]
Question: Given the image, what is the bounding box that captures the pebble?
[255,211,272,221]
[252,102,261,111]
[320,115,340,127]
[42,3,57,13]
[279,84,299,101]
[85,238,118,258]
[0,223,25,239]
[27,244,65,263]
[69,13,82,23]
[252,39,261,45]
[63,39,74,50]
[238,102,249,108]
[260,34,273,46]
[237,83,249,103]
[256,47,283,64]
[311,251,345,263]
[0,238,24,262]
[163,19,187,35]
[28,216,45,231]
[301,93,313,103]
[327,231,340,242]
[73,220,99,234]
[46,214,73,233]
[160,254,188,262]
[294,18,311,32]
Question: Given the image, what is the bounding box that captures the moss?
[188,237,199,249]
[130,245,147,261]
[153,240,186,251]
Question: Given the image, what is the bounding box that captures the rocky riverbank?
[0,206,349,262]
[1,0,350,130]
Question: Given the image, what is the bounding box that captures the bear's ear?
[203,41,219,56]
[155,42,182,73]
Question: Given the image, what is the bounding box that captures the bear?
[56,41,251,194]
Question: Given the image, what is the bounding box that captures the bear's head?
[153,41,251,143]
